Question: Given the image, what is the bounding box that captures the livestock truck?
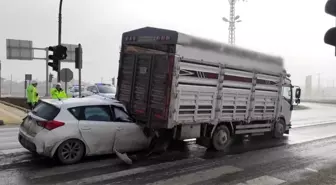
[116,27,301,151]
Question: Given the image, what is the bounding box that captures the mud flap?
[145,130,171,156]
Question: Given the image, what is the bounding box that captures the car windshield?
[97,85,116,93]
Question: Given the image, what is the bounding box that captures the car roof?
[42,96,124,109]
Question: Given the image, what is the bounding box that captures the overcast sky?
[0,0,334,86]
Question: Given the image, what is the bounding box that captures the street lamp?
[222,0,247,45]
[222,15,242,45]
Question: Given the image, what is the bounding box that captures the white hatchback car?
[18,97,151,165]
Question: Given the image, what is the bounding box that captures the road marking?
[237,175,286,185]
[55,157,205,185]
[0,141,21,150]
[0,127,19,132]
[31,157,123,179]
[305,168,318,172]
[0,148,27,155]
[146,165,243,185]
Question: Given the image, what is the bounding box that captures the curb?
[0,100,28,112]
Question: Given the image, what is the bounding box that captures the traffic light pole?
[45,48,49,96]
[57,0,63,82]
[0,60,2,98]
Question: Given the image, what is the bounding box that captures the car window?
[32,102,60,120]
[87,86,93,91]
[92,87,99,93]
[68,107,80,119]
[97,85,115,93]
[83,106,112,122]
[112,106,132,122]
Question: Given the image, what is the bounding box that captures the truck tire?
[211,125,232,151]
[273,119,286,138]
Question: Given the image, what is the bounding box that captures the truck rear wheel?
[273,119,286,138]
[211,125,232,151]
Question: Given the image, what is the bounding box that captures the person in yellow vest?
[50,85,57,99]
[51,83,68,99]
[26,80,39,110]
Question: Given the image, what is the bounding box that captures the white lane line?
[305,168,318,173]
[0,127,19,132]
[0,136,18,142]
[0,141,21,150]
[146,165,243,185]
[31,158,122,179]
[0,148,27,155]
[56,158,204,185]
[237,175,286,185]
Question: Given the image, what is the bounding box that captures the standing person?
[50,84,57,99]
[51,83,68,99]
[26,80,39,110]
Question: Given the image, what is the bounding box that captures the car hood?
[98,93,115,99]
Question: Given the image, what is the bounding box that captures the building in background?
[305,75,312,98]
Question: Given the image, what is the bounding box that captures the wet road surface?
[1,103,336,184]
[1,121,336,184]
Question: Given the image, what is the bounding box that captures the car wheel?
[273,119,286,138]
[211,125,232,151]
[56,139,85,165]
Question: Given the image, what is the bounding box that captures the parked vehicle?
[68,85,85,98]
[116,27,301,152]
[18,97,151,165]
[84,83,116,99]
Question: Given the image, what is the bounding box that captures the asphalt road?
[1,103,336,184]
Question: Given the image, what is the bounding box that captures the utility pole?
[10,74,12,95]
[57,0,63,82]
[317,73,321,96]
[0,60,2,98]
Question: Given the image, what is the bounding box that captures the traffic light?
[75,44,82,69]
[48,45,68,71]
[48,60,59,71]
[324,0,336,53]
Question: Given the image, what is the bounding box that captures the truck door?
[281,85,292,127]
[117,49,174,128]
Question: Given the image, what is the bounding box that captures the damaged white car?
[18,97,152,165]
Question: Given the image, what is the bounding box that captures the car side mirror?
[92,90,98,94]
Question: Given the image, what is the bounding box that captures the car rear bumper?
[18,127,57,158]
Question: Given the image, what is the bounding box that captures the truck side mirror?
[295,88,301,99]
[295,88,301,105]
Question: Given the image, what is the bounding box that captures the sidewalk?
[0,103,27,125]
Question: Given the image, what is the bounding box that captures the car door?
[78,105,116,155]
[111,105,151,153]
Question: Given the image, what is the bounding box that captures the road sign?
[60,68,73,82]
[6,39,34,60]
[62,44,77,62]
[25,74,32,81]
